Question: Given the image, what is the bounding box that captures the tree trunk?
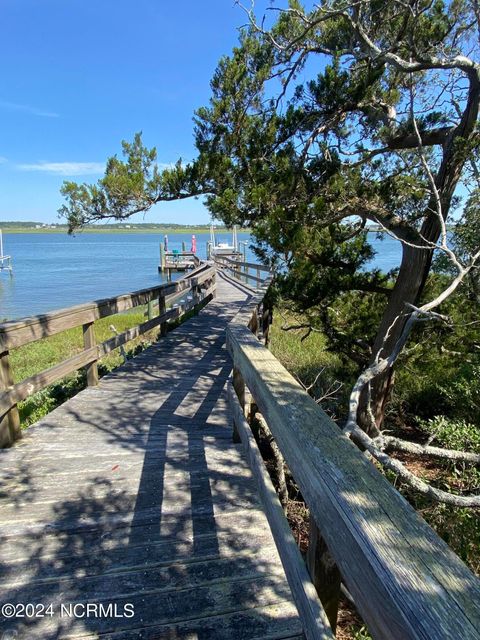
[358,239,435,433]
[358,68,480,433]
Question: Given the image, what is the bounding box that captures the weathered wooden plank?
[90,603,303,639]
[0,509,274,566]
[216,255,271,272]
[228,382,333,640]
[227,319,480,640]
[0,486,261,528]
[82,321,98,387]
[217,269,257,295]
[6,602,303,640]
[1,575,294,637]
[0,350,21,446]
[306,515,341,633]
[1,554,287,604]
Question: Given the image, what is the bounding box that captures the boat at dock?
[0,229,12,274]
[208,224,242,258]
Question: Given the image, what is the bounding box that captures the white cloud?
[0,99,59,118]
[17,161,105,176]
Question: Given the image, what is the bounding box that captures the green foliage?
[270,299,480,573]
[351,625,372,640]
[269,306,351,418]
[57,1,480,440]
[425,503,480,572]
[420,416,480,454]
[59,133,206,233]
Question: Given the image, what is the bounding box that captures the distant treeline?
[0,221,228,230]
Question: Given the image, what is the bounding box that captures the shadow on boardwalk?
[0,281,303,639]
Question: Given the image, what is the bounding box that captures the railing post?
[248,307,259,336]
[212,271,217,299]
[192,281,201,314]
[159,292,167,337]
[83,321,99,386]
[262,302,272,346]
[147,300,155,320]
[232,366,245,443]
[0,350,22,447]
[306,514,341,633]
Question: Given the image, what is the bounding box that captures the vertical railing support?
[159,293,167,337]
[147,300,155,320]
[231,366,245,443]
[248,307,259,336]
[192,280,201,314]
[0,350,22,447]
[306,514,342,633]
[83,321,99,386]
[212,272,217,299]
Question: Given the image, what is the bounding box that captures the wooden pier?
[0,259,479,639]
[159,246,197,276]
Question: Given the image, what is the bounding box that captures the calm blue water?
[0,231,401,320]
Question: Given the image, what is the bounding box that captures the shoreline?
[0,227,242,235]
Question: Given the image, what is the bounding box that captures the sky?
[0,0,253,225]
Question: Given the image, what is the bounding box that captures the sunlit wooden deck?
[0,275,304,639]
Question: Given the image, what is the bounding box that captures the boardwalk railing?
[212,254,272,289]
[0,262,216,448]
[227,282,480,640]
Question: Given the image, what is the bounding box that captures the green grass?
[10,307,150,382]
[9,305,160,428]
[269,307,346,417]
[269,309,336,381]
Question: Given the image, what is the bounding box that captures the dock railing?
[227,278,480,640]
[212,253,272,289]
[0,262,216,448]
[159,246,200,273]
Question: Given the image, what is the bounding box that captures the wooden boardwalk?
[0,275,304,639]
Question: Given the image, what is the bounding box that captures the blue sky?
[0,0,251,224]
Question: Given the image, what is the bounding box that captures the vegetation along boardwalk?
[0,273,309,639]
[1,260,480,640]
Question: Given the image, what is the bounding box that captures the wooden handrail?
[215,254,271,272]
[0,262,212,351]
[212,254,272,289]
[226,289,480,640]
[0,262,216,446]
